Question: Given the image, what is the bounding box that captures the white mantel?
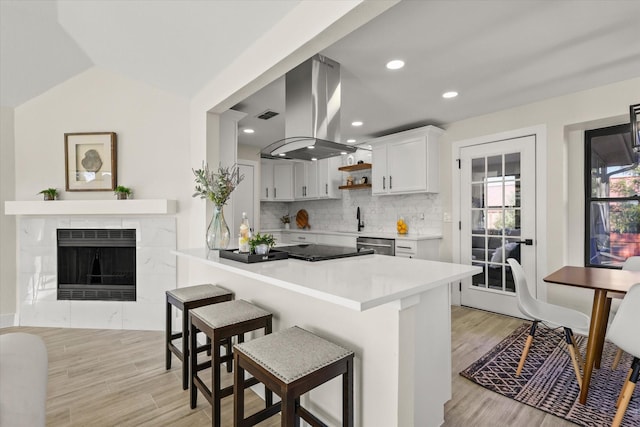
[4,199,177,216]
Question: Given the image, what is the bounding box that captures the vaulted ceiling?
[0,0,300,107]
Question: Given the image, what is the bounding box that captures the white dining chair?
[507,258,590,388]
[607,282,640,427]
[611,256,640,370]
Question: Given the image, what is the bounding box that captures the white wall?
[8,68,191,322]
[441,76,640,313]
[0,107,16,324]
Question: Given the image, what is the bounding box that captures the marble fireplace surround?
[6,200,177,331]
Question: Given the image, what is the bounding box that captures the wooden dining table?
[543,266,640,404]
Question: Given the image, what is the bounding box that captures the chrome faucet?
[357,207,364,232]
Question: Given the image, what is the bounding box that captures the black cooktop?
[279,244,374,262]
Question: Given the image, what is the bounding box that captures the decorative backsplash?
[260,191,442,235]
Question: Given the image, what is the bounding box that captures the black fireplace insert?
[57,229,136,301]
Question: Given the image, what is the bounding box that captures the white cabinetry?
[294,162,318,199]
[294,158,341,200]
[261,160,294,201]
[317,157,342,199]
[316,233,356,247]
[285,232,318,244]
[395,239,440,260]
[371,125,443,195]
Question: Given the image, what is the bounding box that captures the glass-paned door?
[460,136,536,317]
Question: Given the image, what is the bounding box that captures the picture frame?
[65,132,117,191]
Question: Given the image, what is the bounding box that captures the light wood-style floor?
[0,306,575,426]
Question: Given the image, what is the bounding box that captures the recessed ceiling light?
[442,91,458,99]
[278,153,286,157]
[243,128,255,134]
[351,121,363,127]
[386,59,405,70]
[347,139,356,143]
[340,151,347,155]
[311,157,317,161]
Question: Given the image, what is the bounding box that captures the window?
[585,123,640,268]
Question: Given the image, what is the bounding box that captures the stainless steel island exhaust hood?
[261,54,360,161]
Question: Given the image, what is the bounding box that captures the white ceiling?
[235,0,640,148]
[2,0,639,150]
[0,0,300,107]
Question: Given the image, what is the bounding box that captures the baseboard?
[0,313,16,328]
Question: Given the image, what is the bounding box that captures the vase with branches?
[192,162,244,250]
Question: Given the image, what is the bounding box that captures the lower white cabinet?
[285,232,317,244]
[316,233,356,247]
[395,239,440,260]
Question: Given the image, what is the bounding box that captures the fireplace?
[57,229,136,301]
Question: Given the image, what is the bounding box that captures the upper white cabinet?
[260,159,294,201]
[371,125,443,195]
[317,157,342,199]
[294,161,318,199]
[294,157,342,200]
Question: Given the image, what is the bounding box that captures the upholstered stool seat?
[233,326,354,427]
[190,299,273,427]
[166,284,233,389]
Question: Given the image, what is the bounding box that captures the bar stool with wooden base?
[233,326,354,427]
[190,299,273,427]
[166,284,233,390]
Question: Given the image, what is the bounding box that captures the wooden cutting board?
[296,209,309,229]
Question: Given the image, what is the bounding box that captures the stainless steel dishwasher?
[356,236,395,256]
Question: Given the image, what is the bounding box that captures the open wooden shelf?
[338,163,372,172]
[338,183,372,190]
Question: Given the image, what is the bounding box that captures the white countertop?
[262,228,442,241]
[174,248,479,311]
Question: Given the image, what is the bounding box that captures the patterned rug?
[460,324,639,427]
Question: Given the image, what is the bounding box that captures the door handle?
[274,188,277,198]
[515,239,534,246]
[266,188,268,198]
[389,176,392,189]
[383,176,386,190]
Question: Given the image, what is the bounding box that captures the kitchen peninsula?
[174,248,479,426]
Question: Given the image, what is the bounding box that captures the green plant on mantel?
[114,185,132,199]
[38,188,58,201]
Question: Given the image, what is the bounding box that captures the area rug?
[460,323,639,427]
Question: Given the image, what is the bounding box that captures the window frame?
[584,122,639,268]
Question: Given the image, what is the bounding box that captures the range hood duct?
[261,54,359,161]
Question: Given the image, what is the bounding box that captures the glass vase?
[207,205,230,250]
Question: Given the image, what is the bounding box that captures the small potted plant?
[249,232,276,255]
[280,214,291,230]
[38,188,58,201]
[114,185,132,200]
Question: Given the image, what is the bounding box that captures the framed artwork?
[65,132,117,191]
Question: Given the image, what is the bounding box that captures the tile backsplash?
[260,191,442,235]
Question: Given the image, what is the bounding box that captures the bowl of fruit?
[396,217,408,235]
